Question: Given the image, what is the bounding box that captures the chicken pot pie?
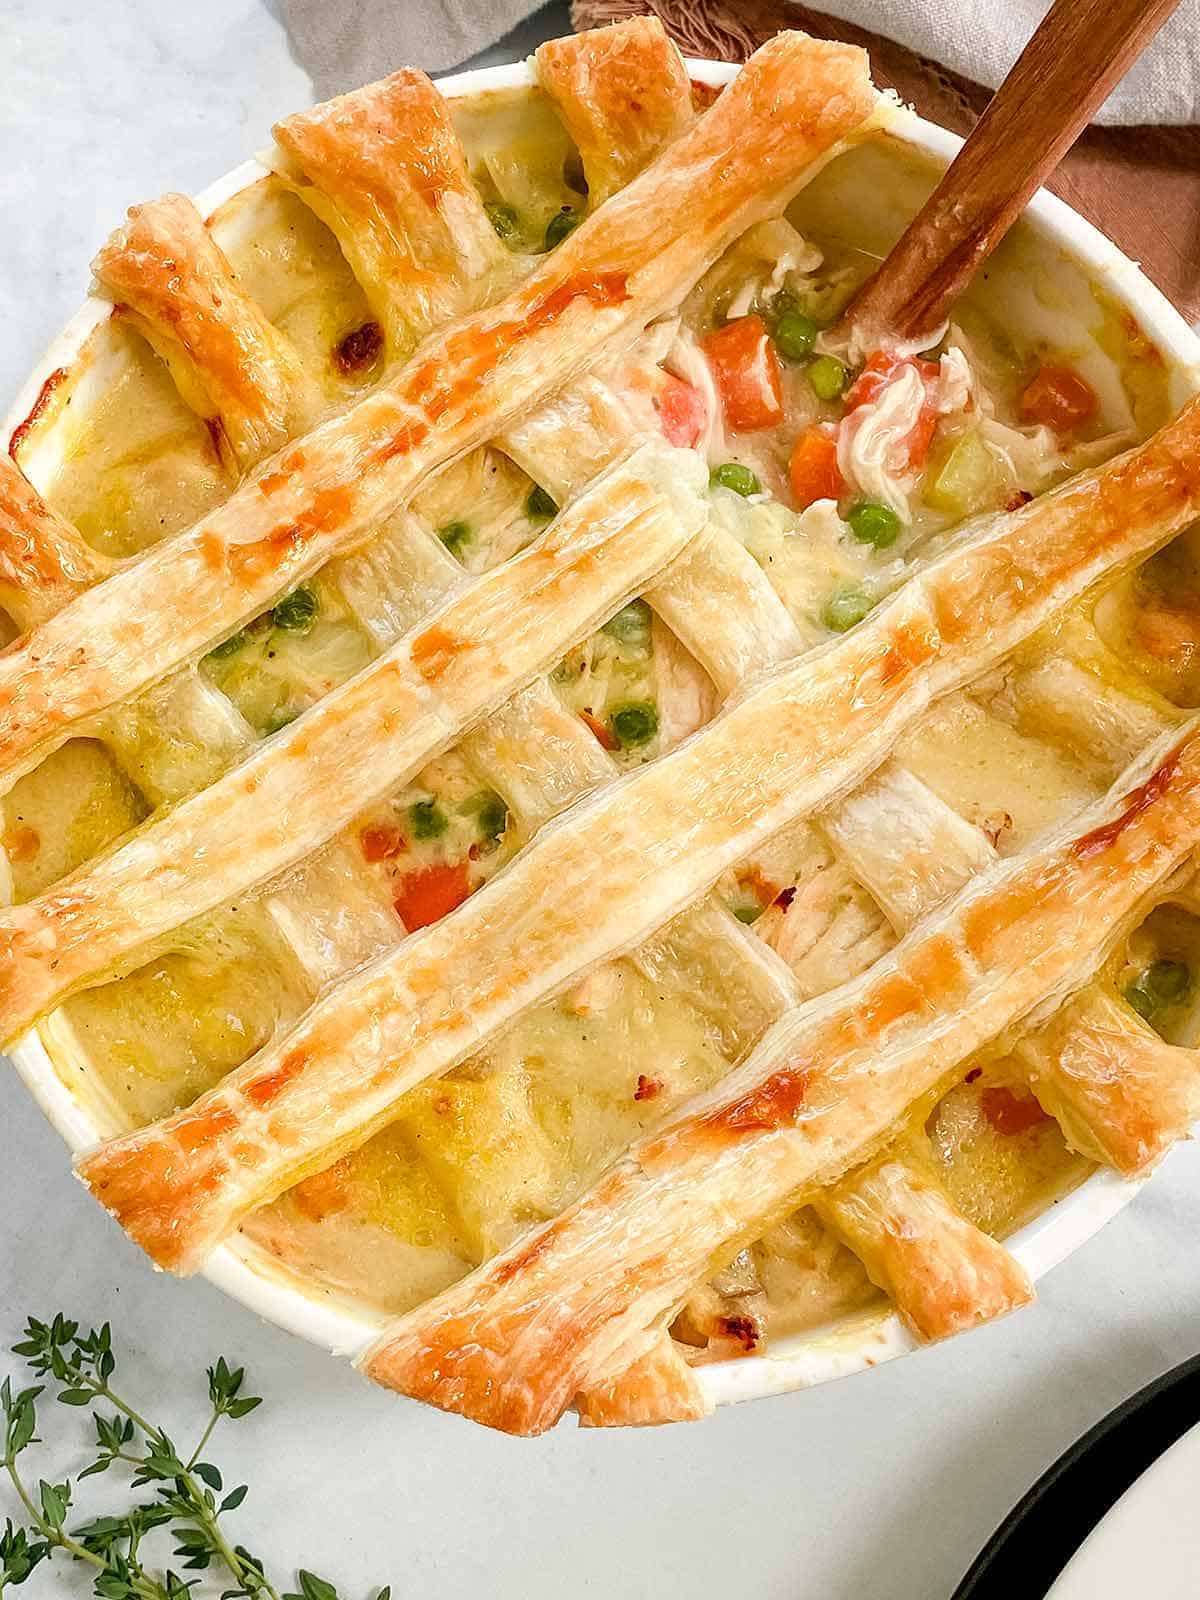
[5,20,1200,1434]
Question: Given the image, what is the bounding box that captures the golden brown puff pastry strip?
[0,471,397,1004]
[0,33,877,795]
[272,68,513,360]
[362,726,1200,1433]
[0,455,113,628]
[92,193,323,474]
[581,768,1021,1412]
[534,19,696,206]
[813,1137,1034,1343]
[56,28,704,1002]
[0,444,706,1041]
[577,767,1027,1407]
[497,351,805,692]
[75,397,1200,1275]
[0,455,255,806]
[1015,987,1200,1174]
[805,766,1034,1344]
[556,719,1196,1406]
[576,1338,710,1428]
[835,711,1200,1178]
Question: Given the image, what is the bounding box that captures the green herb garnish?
[273,587,319,634]
[0,1312,389,1600]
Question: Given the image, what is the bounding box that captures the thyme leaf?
[0,1313,387,1600]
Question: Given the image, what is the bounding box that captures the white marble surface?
[2,4,1200,1597]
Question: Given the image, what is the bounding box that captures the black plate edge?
[951,1350,1200,1598]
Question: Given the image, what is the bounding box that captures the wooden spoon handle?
[835,0,1182,352]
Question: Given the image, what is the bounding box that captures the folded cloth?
[278,0,565,89]
[280,0,1199,124]
[800,0,1199,123]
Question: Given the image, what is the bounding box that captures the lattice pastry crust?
[4,19,1200,1435]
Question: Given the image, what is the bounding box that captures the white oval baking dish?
[6,53,1200,1419]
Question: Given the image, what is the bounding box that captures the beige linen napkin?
[279,0,1199,122]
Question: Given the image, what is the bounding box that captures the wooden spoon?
[834,0,1183,353]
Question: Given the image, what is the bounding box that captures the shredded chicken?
[837,348,973,519]
[724,237,825,319]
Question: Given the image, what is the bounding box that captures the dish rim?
[6,51,1200,1417]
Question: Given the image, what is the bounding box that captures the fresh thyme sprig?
[0,1314,389,1600]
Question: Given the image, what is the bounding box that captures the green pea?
[774,309,818,362]
[1126,953,1196,1017]
[409,799,448,840]
[1148,959,1191,1002]
[808,355,848,402]
[611,702,659,748]
[821,583,874,634]
[733,904,762,925]
[438,520,472,556]
[543,208,580,250]
[602,598,653,648]
[709,462,760,497]
[464,789,509,846]
[273,586,320,634]
[485,201,520,241]
[205,630,247,662]
[1124,982,1155,1020]
[1126,958,1190,1019]
[526,484,558,521]
[847,501,902,550]
[264,707,298,735]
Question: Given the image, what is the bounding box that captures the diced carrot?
[1018,363,1098,433]
[656,373,707,447]
[393,860,471,931]
[579,709,619,750]
[701,315,784,432]
[981,1085,1050,1136]
[788,426,844,509]
[359,823,406,863]
[737,864,783,907]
